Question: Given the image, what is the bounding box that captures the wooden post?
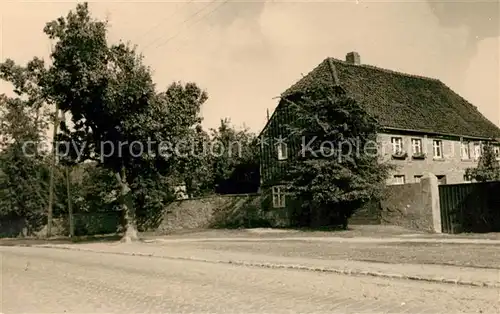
[62,111,74,237]
[66,166,74,237]
[47,103,59,238]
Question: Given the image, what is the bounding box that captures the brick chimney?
[345,52,360,65]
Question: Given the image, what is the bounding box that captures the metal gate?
[438,181,500,234]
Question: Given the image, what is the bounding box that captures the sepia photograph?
[0,0,499,312]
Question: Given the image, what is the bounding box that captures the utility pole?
[62,112,74,237]
[46,104,59,238]
[46,39,58,238]
[65,166,74,237]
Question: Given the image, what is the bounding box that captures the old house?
[259,52,500,211]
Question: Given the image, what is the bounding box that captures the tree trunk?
[115,166,139,243]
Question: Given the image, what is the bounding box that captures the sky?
[1,0,499,134]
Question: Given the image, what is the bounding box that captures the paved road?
[1,246,498,313]
[159,238,500,269]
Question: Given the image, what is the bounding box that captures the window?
[414,175,423,183]
[277,142,288,160]
[173,185,188,200]
[411,138,423,155]
[474,142,482,160]
[461,141,470,160]
[272,186,286,208]
[437,175,447,185]
[393,175,405,185]
[391,137,403,155]
[433,140,443,159]
[463,174,471,183]
[494,146,500,160]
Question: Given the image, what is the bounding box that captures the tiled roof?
[281,57,500,139]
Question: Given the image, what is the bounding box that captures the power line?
[163,0,277,56]
[153,0,230,50]
[130,0,195,46]
[142,0,220,51]
[167,9,222,54]
[167,0,269,54]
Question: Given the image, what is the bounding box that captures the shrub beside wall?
[348,201,381,225]
[19,212,122,238]
[71,212,122,236]
[0,216,29,237]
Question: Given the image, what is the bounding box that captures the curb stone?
[146,236,500,245]
[19,244,499,289]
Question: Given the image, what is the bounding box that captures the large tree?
[0,94,54,235]
[0,51,59,236]
[465,144,500,182]
[210,118,260,194]
[283,85,392,229]
[70,162,118,214]
[170,124,214,198]
[41,3,207,241]
[171,118,260,197]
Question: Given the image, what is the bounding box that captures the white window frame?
[277,142,288,161]
[411,138,422,155]
[494,146,500,161]
[437,175,447,185]
[414,175,423,183]
[461,141,470,160]
[433,140,443,159]
[463,174,471,183]
[474,142,482,160]
[272,186,286,208]
[391,137,403,155]
[393,175,405,185]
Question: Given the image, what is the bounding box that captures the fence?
[70,211,123,236]
[439,181,500,234]
[0,211,123,238]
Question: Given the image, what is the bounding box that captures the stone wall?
[156,176,442,233]
[1,175,443,237]
[380,174,441,232]
[156,193,290,233]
